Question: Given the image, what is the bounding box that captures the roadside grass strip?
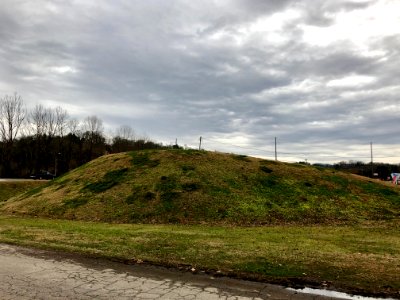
[0,216,398,297]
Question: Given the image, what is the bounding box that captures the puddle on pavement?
[288,287,397,300]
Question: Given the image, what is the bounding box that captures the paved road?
[0,244,340,300]
[0,179,42,182]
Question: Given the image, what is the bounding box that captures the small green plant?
[207,184,231,196]
[257,174,278,188]
[156,176,178,193]
[126,186,156,204]
[181,165,196,172]
[83,168,128,193]
[182,182,201,191]
[259,166,273,173]
[156,176,180,209]
[232,154,251,162]
[129,152,160,168]
[63,198,88,208]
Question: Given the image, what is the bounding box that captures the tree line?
[3,93,398,179]
[0,93,167,178]
[332,161,400,180]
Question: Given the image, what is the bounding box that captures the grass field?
[0,216,399,297]
[1,150,399,297]
[2,150,399,225]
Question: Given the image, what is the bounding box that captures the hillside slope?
[0,181,46,203]
[1,149,399,224]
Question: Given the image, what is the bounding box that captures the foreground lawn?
[0,216,399,297]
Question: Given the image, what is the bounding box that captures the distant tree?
[0,93,26,176]
[82,115,103,134]
[0,101,169,177]
[29,104,48,137]
[13,135,36,177]
[132,138,164,151]
[111,125,136,153]
[81,115,106,160]
[52,107,69,174]
[0,93,25,144]
[28,104,49,172]
[112,137,134,153]
[63,132,84,170]
[55,106,68,137]
[26,105,70,173]
[115,125,135,141]
[67,118,80,136]
[333,160,400,179]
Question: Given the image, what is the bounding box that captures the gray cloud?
[0,0,399,163]
[299,0,377,26]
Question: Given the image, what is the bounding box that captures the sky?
[1,0,399,163]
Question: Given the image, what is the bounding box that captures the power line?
[198,136,400,162]
[203,137,276,155]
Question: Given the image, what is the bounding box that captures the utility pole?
[54,152,61,177]
[274,137,277,161]
[55,156,57,177]
[370,142,373,177]
[199,136,202,151]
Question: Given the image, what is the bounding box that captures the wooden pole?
[370,142,373,177]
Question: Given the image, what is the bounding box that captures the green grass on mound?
[0,181,47,203]
[1,149,399,225]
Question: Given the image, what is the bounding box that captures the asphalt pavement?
[0,243,342,300]
[0,179,40,182]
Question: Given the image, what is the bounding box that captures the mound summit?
[2,149,399,224]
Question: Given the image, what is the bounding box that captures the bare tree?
[0,93,26,176]
[28,104,49,173]
[67,118,80,136]
[82,115,103,135]
[55,106,68,137]
[0,93,26,144]
[111,125,136,153]
[81,115,105,160]
[29,105,68,138]
[30,104,48,137]
[115,125,135,141]
[46,108,57,137]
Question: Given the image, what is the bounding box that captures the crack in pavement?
[0,244,337,299]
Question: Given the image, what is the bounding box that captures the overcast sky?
[1,0,399,163]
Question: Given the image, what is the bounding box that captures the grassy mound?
[0,181,46,203]
[2,149,399,224]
